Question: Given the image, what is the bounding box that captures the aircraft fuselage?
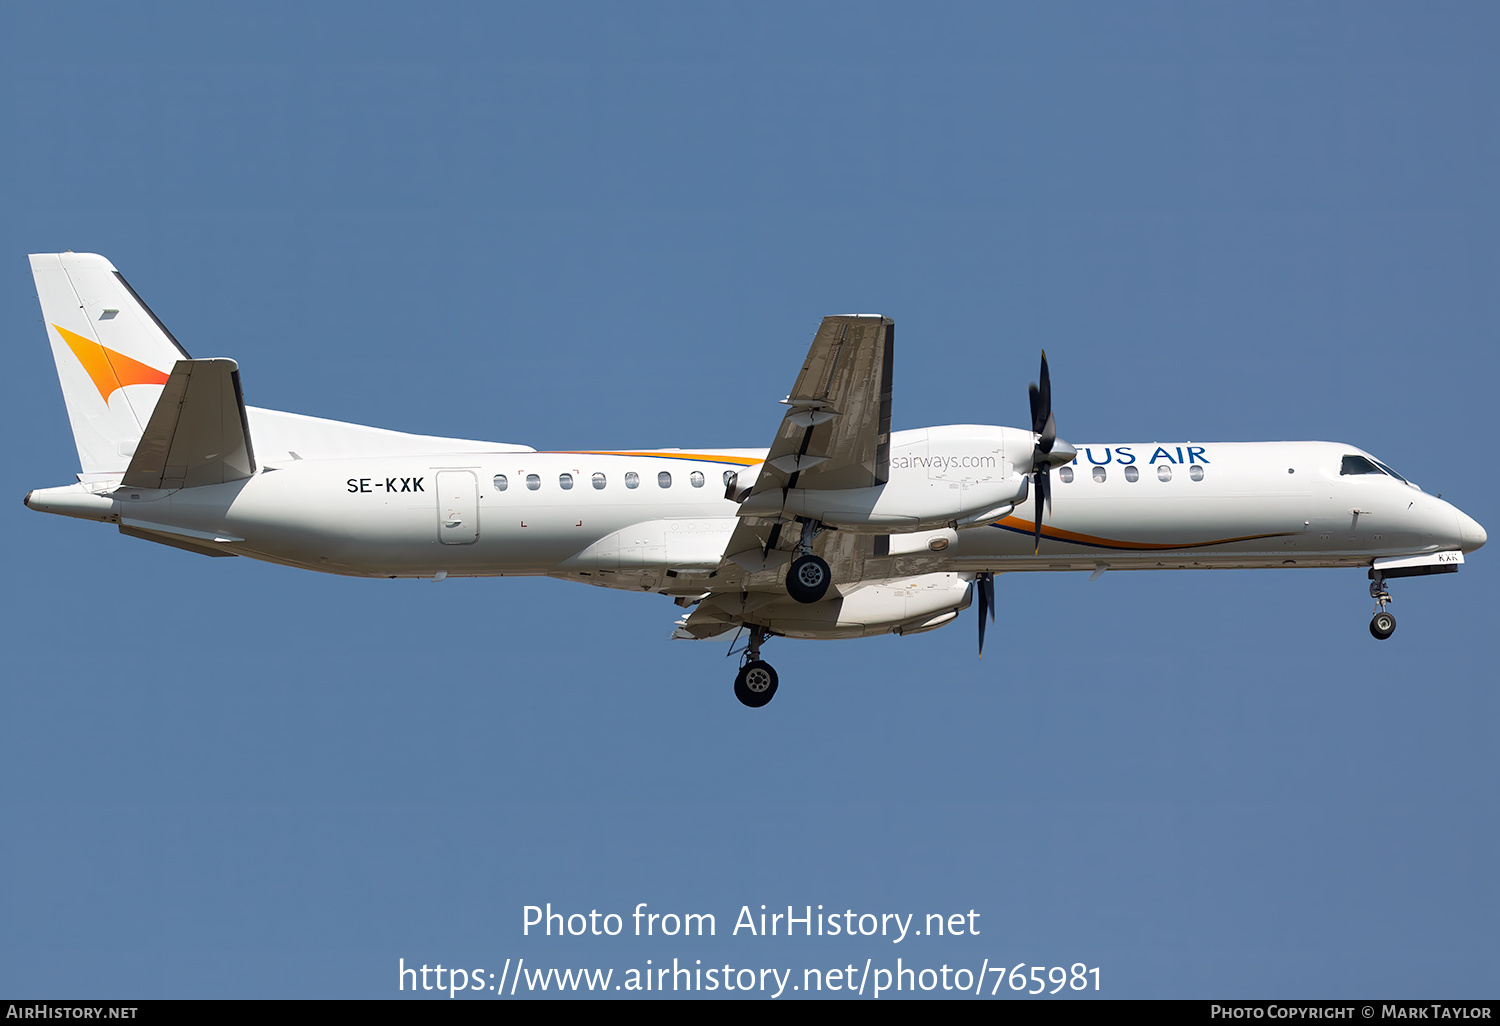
[27,432,1481,588]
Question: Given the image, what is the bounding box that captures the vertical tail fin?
[31,252,192,477]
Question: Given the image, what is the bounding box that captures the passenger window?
[559,473,573,490]
[690,471,705,488]
[1189,465,1204,482]
[1092,466,1107,483]
[493,474,508,491]
[1157,465,1172,482]
[1058,466,1074,483]
[658,471,672,488]
[625,472,639,489]
[592,472,606,490]
[1341,455,1383,476]
[1124,466,1139,482]
[723,470,736,487]
[526,474,540,491]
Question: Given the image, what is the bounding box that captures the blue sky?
[2,2,1495,1000]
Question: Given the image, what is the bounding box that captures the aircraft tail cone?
[24,484,117,521]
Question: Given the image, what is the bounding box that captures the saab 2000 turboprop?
[24,253,1486,707]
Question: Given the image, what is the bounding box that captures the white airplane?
[24,253,1486,707]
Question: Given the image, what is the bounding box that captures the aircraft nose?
[1457,509,1486,553]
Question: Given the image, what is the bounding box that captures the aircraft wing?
[755,314,894,493]
[707,315,894,601]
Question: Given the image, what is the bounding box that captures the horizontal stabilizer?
[122,359,256,490]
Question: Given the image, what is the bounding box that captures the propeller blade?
[976,572,995,658]
[1036,350,1055,452]
[1027,350,1059,555]
[1033,470,1045,554]
[1028,356,1056,452]
[977,577,987,657]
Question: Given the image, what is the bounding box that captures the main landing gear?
[786,554,831,603]
[1368,571,1396,641]
[733,626,779,708]
[785,519,830,604]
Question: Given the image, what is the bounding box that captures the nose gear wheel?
[1367,572,1396,640]
[734,660,779,707]
[732,626,779,707]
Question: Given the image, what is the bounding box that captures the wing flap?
[676,528,881,637]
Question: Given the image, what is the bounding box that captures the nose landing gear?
[1368,572,1396,640]
[733,626,779,708]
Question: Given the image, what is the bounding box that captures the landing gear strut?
[733,626,779,708]
[785,519,830,604]
[1368,572,1396,641]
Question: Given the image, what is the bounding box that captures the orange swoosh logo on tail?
[53,323,169,402]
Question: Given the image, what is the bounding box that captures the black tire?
[786,554,831,603]
[1370,612,1396,640]
[734,660,779,708]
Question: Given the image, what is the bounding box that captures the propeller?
[974,351,1072,657]
[1025,350,1076,554]
[975,571,995,657]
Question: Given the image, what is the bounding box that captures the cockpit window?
[1370,458,1410,485]
[1340,455,1383,476]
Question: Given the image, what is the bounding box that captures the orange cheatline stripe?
[995,515,1294,552]
[53,323,169,402]
[556,450,764,466]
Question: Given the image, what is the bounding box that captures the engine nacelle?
[828,573,973,634]
[683,572,974,640]
[736,425,1030,533]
